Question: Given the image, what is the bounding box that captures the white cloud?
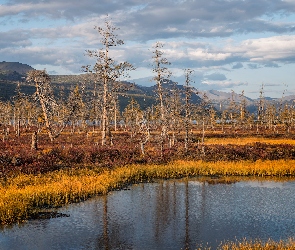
[202,80,248,88]
[205,73,227,81]
[1,0,295,97]
[0,2,67,17]
[241,35,295,62]
[188,49,232,61]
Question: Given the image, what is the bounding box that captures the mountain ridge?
[0,62,294,106]
[0,61,34,74]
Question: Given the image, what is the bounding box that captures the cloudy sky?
[1,0,295,98]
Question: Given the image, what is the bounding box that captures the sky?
[1,0,295,98]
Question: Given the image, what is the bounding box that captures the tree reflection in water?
[1,177,295,250]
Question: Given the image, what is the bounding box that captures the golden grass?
[205,137,295,145]
[217,238,295,250]
[1,159,295,224]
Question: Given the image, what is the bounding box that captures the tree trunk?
[202,118,205,144]
[140,142,145,155]
[31,131,38,150]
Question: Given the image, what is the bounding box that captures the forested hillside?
[0,62,202,111]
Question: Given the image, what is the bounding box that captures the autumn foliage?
[1,128,295,178]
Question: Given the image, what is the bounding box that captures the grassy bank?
[205,137,295,145]
[2,140,295,178]
[1,159,295,225]
[214,238,295,250]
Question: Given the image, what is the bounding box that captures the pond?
[1,177,295,250]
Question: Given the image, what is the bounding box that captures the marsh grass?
[2,134,295,178]
[217,238,295,250]
[205,137,295,145]
[2,159,295,224]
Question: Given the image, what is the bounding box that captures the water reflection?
[184,180,190,250]
[1,177,295,250]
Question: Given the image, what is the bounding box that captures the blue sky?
[1,0,295,98]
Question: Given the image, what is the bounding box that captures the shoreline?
[1,159,295,225]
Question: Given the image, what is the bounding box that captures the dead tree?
[256,84,266,133]
[26,70,66,142]
[183,69,194,152]
[83,18,134,146]
[151,42,171,155]
[31,131,38,150]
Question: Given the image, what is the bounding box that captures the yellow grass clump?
[217,238,295,250]
[205,137,295,145]
[1,159,295,224]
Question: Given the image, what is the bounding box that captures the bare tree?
[139,108,152,155]
[218,101,227,132]
[122,98,143,139]
[83,18,134,145]
[31,131,38,150]
[110,81,133,132]
[66,85,87,133]
[26,69,66,141]
[183,69,194,152]
[167,81,182,147]
[280,103,294,134]
[0,101,12,142]
[12,83,25,137]
[256,84,266,133]
[151,42,171,155]
[265,103,277,131]
[228,90,238,129]
[194,92,210,145]
[238,90,249,131]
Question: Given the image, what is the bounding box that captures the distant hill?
[0,63,202,110]
[0,61,34,75]
[1,62,294,113]
[281,95,295,102]
[200,89,253,102]
[0,61,34,81]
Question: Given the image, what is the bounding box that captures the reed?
[1,159,295,224]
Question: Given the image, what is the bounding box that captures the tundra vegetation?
[207,238,295,250]
[1,19,295,249]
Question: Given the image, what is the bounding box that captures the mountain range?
[1,62,294,111]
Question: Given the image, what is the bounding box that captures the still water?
[1,177,295,250]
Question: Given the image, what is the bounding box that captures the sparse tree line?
[0,19,295,155]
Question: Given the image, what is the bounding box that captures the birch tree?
[83,18,134,145]
[12,83,25,137]
[256,84,266,132]
[152,42,171,155]
[67,85,87,133]
[183,69,194,152]
[122,98,143,139]
[238,90,248,130]
[167,81,182,147]
[26,69,65,141]
[0,101,12,142]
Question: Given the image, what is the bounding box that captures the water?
[1,177,295,250]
